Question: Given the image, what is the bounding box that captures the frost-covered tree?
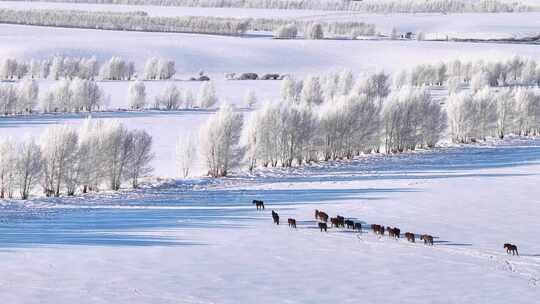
[514,88,540,135]
[101,121,133,190]
[471,87,498,140]
[281,76,302,103]
[0,84,19,115]
[128,80,147,110]
[244,89,257,109]
[495,88,515,139]
[197,82,218,108]
[176,133,197,178]
[71,78,103,112]
[354,72,391,99]
[300,75,323,105]
[125,130,154,188]
[183,89,195,109]
[155,84,182,110]
[100,57,134,80]
[143,57,175,80]
[383,87,445,152]
[17,79,39,113]
[40,125,79,197]
[447,92,476,143]
[0,138,16,198]
[15,135,43,199]
[318,93,381,160]
[199,104,243,177]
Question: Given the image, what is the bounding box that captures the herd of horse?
[254,200,519,255]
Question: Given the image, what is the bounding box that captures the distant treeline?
[0,8,376,37]
[5,0,538,13]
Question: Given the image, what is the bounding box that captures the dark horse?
[288,218,297,228]
[252,200,265,210]
[504,243,519,256]
[318,222,328,232]
[271,210,279,225]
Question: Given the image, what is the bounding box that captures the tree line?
[16,0,539,13]
[394,56,540,90]
[184,68,540,178]
[0,56,177,81]
[0,119,153,199]
[0,8,376,38]
[448,87,540,143]
[0,78,222,115]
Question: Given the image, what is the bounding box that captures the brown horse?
[504,243,519,256]
[405,232,415,243]
[252,200,265,210]
[271,210,279,225]
[387,227,395,238]
[288,218,297,228]
[330,217,339,228]
[318,211,329,223]
[420,234,433,245]
[318,222,328,232]
[371,224,382,234]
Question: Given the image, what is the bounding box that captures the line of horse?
[255,200,519,255]
[315,209,435,245]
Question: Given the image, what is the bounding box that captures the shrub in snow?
[199,104,243,177]
[128,81,147,110]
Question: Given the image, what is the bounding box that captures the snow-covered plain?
[0,138,539,303]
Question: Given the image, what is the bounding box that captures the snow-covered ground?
[3,24,540,77]
[1,138,539,303]
[2,1,540,38]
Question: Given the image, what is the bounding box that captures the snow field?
[0,139,539,303]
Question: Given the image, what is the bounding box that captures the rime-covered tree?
[128,80,147,110]
[14,135,42,199]
[197,82,218,108]
[199,104,243,177]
